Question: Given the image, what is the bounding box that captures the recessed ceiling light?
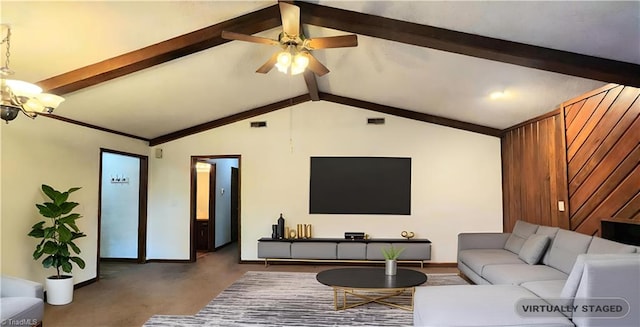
[489,90,508,100]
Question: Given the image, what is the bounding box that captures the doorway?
[190,155,240,261]
[98,149,148,275]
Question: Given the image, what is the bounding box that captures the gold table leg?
[331,287,416,311]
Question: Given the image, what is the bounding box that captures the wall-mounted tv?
[309,157,411,215]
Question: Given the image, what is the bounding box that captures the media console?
[257,237,431,267]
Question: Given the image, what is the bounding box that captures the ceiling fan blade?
[256,52,280,74]
[221,31,280,46]
[305,53,330,76]
[306,35,358,50]
[279,2,300,36]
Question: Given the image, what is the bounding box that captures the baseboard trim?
[424,262,458,267]
[145,259,191,263]
[100,258,139,263]
[74,277,97,289]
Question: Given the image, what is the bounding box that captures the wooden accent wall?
[501,84,640,235]
[564,85,640,235]
[502,112,570,232]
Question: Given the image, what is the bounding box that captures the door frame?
[97,149,149,277]
[189,155,241,262]
[207,163,216,252]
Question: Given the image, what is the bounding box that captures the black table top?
[316,267,427,289]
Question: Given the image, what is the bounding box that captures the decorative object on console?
[284,227,290,239]
[277,214,285,239]
[289,230,297,239]
[305,224,312,239]
[401,231,415,239]
[271,225,278,239]
[345,232,365,240]
[382,245,405,276]
[1,25,65,123]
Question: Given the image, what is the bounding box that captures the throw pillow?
[518,234,550,265]
[504,220,539,254]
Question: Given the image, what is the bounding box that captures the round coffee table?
[316,267,427,311]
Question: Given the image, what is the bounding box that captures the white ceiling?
[2,1,638,140]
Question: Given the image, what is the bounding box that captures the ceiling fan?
[221,2,358,76]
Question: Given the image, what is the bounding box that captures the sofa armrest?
[572,255,640,327]
[458,233,511,252]
[1,275,44,300]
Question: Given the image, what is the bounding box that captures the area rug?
[143,271,468,327]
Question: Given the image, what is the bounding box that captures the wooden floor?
[44,243,457,326]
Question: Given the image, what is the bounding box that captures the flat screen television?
[309,157,411,215]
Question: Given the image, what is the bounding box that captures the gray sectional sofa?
[1,275,44,327]
[414,220,640,327]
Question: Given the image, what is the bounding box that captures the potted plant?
[382,245,405,276]
[28,184,86,305]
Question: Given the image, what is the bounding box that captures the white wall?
[148,101,504,262]
[0,117,148,285]
[100,152,140,259]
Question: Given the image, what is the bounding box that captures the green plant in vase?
[28,184,86,305]
[382,245,405,260]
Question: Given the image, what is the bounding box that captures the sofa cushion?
[459,249,524,275]
[535,226,560,265]
[504,220,539,254]
[413,285,573,327]
[520,279,566,300]
[546,229,592,274]
[586,237,637,254]
[482,264,568,285]
[0,297,43,325]
[519,234,550,265]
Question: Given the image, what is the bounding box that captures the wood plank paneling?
[566,88,621,160]
[565,99,586,128]
[566,92,606,149]
[564,85,640,234]
[501,114,569,232]
[502,84,639,235]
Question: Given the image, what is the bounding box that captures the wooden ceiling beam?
[319,93,502,137]
[149,94,311,146]
[37,5,282,95]
[296,1,640,88]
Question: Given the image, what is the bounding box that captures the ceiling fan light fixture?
[275,50,292,73]
[290,53,309,75]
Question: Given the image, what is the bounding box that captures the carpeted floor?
[143,270,468,327]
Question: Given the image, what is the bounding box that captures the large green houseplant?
[28,184,86,305]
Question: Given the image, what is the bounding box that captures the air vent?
[367,118,385,125]
[250,121,267,128]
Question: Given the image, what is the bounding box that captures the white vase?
[385,259,397,275]
[46,275,74,305]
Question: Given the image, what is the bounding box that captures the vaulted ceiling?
[3,1,639,145]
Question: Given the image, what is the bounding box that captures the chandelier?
[274,44,310,75]
[1,25,64,123]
